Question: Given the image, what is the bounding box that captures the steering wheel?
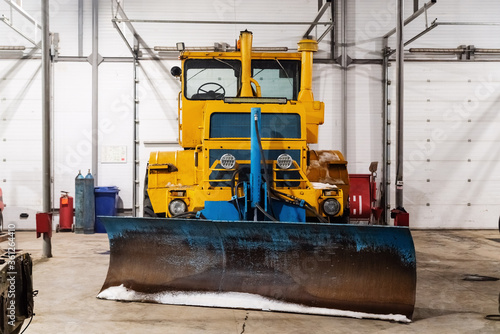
[197,82,226,99]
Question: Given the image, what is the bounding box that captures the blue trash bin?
[94,186,119,233]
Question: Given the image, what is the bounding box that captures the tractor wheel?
[143,168,157,218]
[331,208,350,224]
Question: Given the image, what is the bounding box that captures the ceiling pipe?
[0,45,25,50]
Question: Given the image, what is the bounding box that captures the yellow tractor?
[145,31,348,223]
[98,31,417,322]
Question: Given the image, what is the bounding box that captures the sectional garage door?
[389,62,500,228]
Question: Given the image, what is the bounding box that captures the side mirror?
[170,66,182,77]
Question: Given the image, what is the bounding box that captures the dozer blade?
[98,217,416,322]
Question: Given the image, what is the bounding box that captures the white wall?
[1,0,500,229]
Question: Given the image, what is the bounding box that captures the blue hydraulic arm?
[250,107,262,221]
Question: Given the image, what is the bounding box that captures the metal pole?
[383,0,436,38]
[382,47,391,224]
[303,1,331,38]
[331,0,336,60]
[41,0,52,258]
[133,40,139,217]
[92,0,98,185]
[78,0,83,57]
[5,0,43,29]
[395,0,404,208]
[341,0,348,156]
[112,18,334,26]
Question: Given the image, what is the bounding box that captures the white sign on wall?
[101,146,127,163]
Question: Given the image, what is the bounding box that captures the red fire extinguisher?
[57,191,74,232]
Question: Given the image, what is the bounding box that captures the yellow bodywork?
[146,31,349,220]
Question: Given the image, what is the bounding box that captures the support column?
[91,0,99,185]
[395,0,405,209]
[133,39,140,216]
[382,50,391,224]
[78,0,83,57]
[41,0,52,258]
[340,0,348,156]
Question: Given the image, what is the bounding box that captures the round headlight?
[323,198,341,216]
[168,199,187,216]
[220,153,236,169]
[277,154,293,169]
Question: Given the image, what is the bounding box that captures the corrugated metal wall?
[1,0,499,229]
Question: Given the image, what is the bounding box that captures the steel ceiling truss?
[1,0,44,48]
[110,0,334,59]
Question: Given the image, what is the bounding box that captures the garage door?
[390,62,500,228]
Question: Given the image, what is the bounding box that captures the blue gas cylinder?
[74,171,85,234]
[74,170,95,234]
[84,170,96,234]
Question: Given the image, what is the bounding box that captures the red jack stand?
[391,207,409,226]
[36,212,53,258]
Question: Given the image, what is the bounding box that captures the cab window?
[185,59,241,100]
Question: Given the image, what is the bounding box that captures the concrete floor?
[4,229,500,333]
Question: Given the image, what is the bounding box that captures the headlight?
[277,153,293,169]
[168,199,187,216]
[220,153,236,169]
[323,198,341,216]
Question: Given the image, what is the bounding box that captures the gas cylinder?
[84,170,96,234]
[75,171,85,234]
[74,170,95,234]
[57,191,74,232]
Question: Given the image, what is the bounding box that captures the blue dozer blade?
[100,216,416,320]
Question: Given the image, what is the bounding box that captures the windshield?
[185,59,241,100]
[184,59,300,100]
[252,60,300,100]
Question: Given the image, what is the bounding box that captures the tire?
[331,208,350,224]
[143,167,157,217]
[0,210,3,232]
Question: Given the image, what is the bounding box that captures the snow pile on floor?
[311,182,338,190]
[97,285,410,323]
